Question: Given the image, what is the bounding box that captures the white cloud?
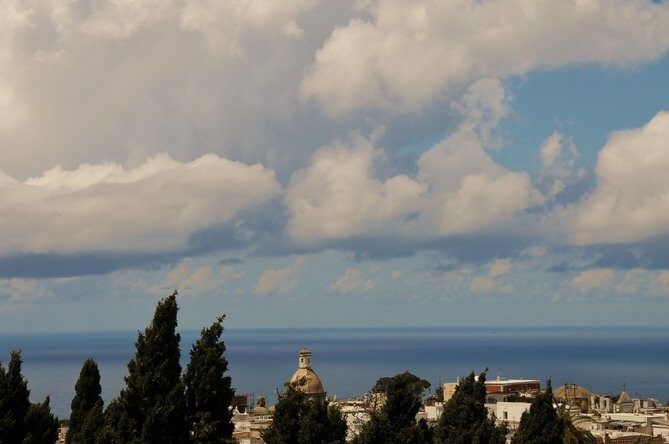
[0,153,280,253]
[286,133,428,241]
[220,265,246,282]
[0,279,52,302]
[301,0,669,115]
[151,259,246,295]
[330,268,377,293]
[571,111,669,244]
[656,271,669,293]
[181,0,316,55]
[182,266,214,290]
[489,259,512,278]
[253,257,304,295]
[287,80,542,241]
[0,0,326,179]
[470,258,512,293]
[470,276,496,293]
[619,269,647,294]
[541,132,563,168]
[538,132,583,199]
[570,268,615,290]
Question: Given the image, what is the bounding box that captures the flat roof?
[485,379,540,385]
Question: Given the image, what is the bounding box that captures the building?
[485,377,541,395]
[554,384,597,413]
[443,377,540,403]
[232,395,273,444]
[290,347,326,397]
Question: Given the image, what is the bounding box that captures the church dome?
[554,384,594,400]
[289,347,325,396]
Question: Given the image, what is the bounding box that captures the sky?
[2,0,669,331]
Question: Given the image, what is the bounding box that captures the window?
[502,411,508,420]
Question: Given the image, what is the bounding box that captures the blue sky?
[2,0,669,331]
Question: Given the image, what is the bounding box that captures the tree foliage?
[23,396,59,444]
[353,371,433,444]
[512,381,596,444]
[66,358,104,444]
[512,381,562,444]
[102,291,188,443]
[184,315,235,443]
[262,382,347,444]
[0,351,31,443]
[434,371,507,444]
[0,351,59,444]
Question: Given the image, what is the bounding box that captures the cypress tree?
[512,381,563,444]
[434,371,507,444]
[66,358,104,444]
[512,381,596,444]
[23,396,59,444]
[353,371,433,444]
[103,291,188,443]
[184,315,235,442]
[0,351,31,443]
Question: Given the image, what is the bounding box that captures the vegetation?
[353,371,433,444]
[434,371,507,444]
[0,295,609,444]
[66,358,104,444]
[512,381,596,444]
[262,382,347,444]
[0,351,58,443]
[101,291,188,443]
[184,315,235,443]
[23,396,59,444]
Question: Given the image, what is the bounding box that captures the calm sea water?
[0,326,667,419]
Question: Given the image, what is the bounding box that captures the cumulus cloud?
[287,79,543,242]
[470,276,496,293]
[330,268,377,293]
[220,265,246,282]
[301,0,669,115]
[657,271,669,292]
[150,258,246,295]
[0,154,280,253]
[181,0,316,54]
[0,278,52,302]
[253,257,304,295]
[570,268,615,290]
[571,111,669,245]
[0,0,325,179]
[469,258,512,292]
[286,133,428,241]
[537,132,584,199]
[489,259,512,278]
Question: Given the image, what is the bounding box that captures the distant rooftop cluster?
[225,348,669,444]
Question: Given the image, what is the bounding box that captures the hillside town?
[230,348,669,444]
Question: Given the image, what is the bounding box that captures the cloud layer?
[1,0,669,284]
[0,154,279,253]
[302,0,669,115]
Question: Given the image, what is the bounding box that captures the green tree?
[434,371,507,444]
[0,351,31,443]
[184,315,235,442]
[23,396,59,444]
[102,291,188,443]
[512,381,596,444]
[262,382,347,444]
[353,371,433,444]
[512,381,562,444]
[66,358,104,444]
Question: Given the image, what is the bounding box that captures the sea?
[0,326,668,419]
